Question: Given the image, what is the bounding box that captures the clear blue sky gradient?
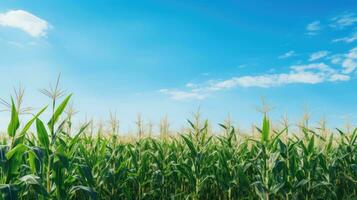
[0,0,356,131]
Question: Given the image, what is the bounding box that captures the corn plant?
[0,89,356,200]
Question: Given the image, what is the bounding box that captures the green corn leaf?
[181,135,197,158]
[69,122,90,151]
[218,123,227,130]
[19,174,41,185]
[7,98,19,138]
[13,106,48,146]
[70,185,97,200]
[269,128,287,149]
[78,164,95,186]
[295,179,310,188]
[187,120,195,130]
[6,144,27,160]
[27,151,37,174]
[48,94,72,130]
[36,119,50,150]
[326,134,333,152]
[271,183,285,194]
[350,128,357,146]
[261,115,270,144]
[19,106,47,136]
[19,174,49,196]
[307,135,315,154]
[5,144,28,179]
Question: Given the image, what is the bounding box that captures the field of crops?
[0,92,356,200]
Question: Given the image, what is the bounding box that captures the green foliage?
[7,99,19,138]
[0,94,356,200]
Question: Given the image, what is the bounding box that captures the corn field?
[0,92,356,200]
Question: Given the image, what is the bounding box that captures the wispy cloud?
[309,51,330,61]
[278,50,296,59]
[161,63,349,100]
[0,10,49,37]
[159,89,207,100]
[210,72,322,89]
[210,63,347,89]
[328,54,344,64]
[342,47,357,73]
[332,32,357,43]
[306,21,321,35]
[306,12,357,36]
[329,47,357,74]
[330,13,357,29]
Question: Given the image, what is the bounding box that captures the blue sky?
[0,0,357,132]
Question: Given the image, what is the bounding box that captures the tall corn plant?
[0,86,356,199]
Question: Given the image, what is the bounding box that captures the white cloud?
[342,59,357,74]
[328,48,357,74]
[291,62,334,73]
[159,89,207,100]
[332,32,357,43]
[210,72,324,89]
[306,21,321,35]
[342,47,357,74]
[185,83,197,88]
[309,51,330,61]
[278,50,296,59]
[209,63,345,89]
[329,54,343,64]
[329,73,350,81]
[161,63,349,100]
[0,10,49,37]
[331,13,357,29]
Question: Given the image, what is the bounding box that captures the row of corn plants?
[0,93,356,199]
